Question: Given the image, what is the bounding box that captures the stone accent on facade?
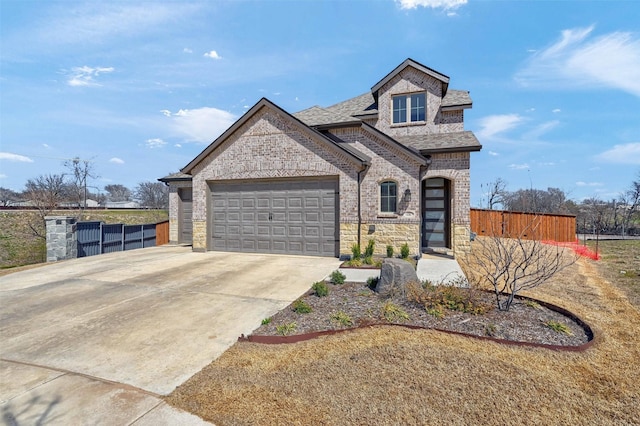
[45,216,77,262]
[339,222,420,258]
[169,217,179,243]
[192,219,207,251]
[453,224,471,256]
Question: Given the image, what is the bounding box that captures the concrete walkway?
[0,246,341,425]
[340,254,466,285]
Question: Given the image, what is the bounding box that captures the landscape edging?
[239,294,598,352]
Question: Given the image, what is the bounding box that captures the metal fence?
[77,221,158,257]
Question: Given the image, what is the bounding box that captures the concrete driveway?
[0,246,340,425]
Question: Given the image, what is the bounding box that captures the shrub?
[261,317,272,325]
[544,320,572,335]
[381,301,410,322]
[346,258,362,267]
[364,239,375,258]
[330,270,346,285]
[386,245,394,258]
[276,322,297,336]
[312,281,329,297]
[405,281,492,316]
[330,311,353,327]
[525,300,542,310]
[292,299,312,314]
[351,243,361,260]
[367,276,379,289]
[400,243,410,259]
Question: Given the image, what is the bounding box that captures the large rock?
[375,258,418,296]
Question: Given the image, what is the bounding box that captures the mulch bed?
[252,281,592,347]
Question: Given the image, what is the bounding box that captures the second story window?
[392,93,426,124]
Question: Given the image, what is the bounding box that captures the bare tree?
[64,157,97,209]
[134,181,168,209]
[481,178,508,209]
[619,172,640,236]
[463,221,578,311]
[0,187,21,206]
[104,184,132,202]
[23,174,68,238]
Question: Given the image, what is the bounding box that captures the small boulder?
[375,258,418,296]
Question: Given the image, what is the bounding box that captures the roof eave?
[419,145,483,155]
[182,98,368,174]
[371,58,450,95]
[441,104,473,111]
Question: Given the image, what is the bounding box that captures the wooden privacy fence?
[77,220,169,257]
[470,208,576,242]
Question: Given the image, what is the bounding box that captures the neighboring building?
[160,58,481,258]
[101,201,141,209]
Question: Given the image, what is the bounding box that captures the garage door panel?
[211,179,337,257]
[272,226,286,236]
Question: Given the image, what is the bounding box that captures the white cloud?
[0,174,6,179]
[0,152,34,162]
[576,181,603,187]
[146,138,167,149]
[174,143,182,148]
[523,120,560,140]
[476,114,524,139]
[160,109,171,117]
[509,163,530,170]
[552,108,561,113]
[204,50,221,59]
[488,151,499,156]
[515,25,640,97]
[42,143,50,148]
[397,0,467,10]
[109,157,124,164]
[163,107,237,143]
[183,48,193,53]
[67,66,114,87]
[596,142,640,164]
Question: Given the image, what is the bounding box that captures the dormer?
[370,58,471,137]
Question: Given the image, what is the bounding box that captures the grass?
[166,240,640,425]
[587,239,640,307]
[0,209,168,269]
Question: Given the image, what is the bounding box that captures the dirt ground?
[167,245,640,425]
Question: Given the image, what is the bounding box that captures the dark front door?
[422,178,450,249]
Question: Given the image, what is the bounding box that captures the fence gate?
[77,221,158,258]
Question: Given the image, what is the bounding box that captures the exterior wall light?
[404,188,411,202]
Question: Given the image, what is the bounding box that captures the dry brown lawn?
[167,247,640,425]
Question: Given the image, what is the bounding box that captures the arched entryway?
[422,178,451,249]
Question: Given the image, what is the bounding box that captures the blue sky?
[1,0,639,206]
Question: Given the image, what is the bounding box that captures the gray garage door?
[210,178,338,256]
[179,188,193,244]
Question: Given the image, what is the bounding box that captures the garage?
[210,178,338,256]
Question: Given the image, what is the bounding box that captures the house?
[159,58,481,258]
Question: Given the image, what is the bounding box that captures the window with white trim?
[380,181,397,213]
[392,93,426,124]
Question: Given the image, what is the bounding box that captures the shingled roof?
[395,131,481,154]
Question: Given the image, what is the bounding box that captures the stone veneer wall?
[45,216,77,262]
[340,223,420,257]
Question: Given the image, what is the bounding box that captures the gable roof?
[371,58,450,99]
[181,98,370,174]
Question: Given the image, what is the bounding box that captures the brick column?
[45,216,78,262]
